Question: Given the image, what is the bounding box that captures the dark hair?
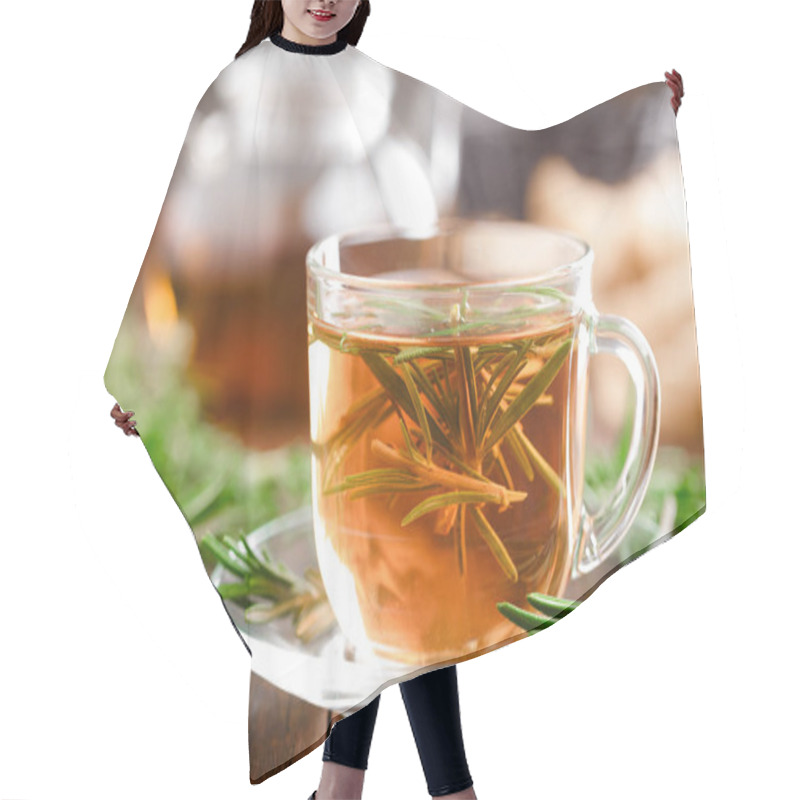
[236,1,371,59]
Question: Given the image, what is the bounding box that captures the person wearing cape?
[104,1,698,793]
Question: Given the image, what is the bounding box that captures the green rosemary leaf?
[240,535,265,568]
[473,350,498,374]
[361,350,412,406]
[516,430,565,496]
[221,534,245,555]
[361,351,454,455]
[239,535,295,586]
[398,413,420,459]
[526,592,581,616]
[216,582,253,599]
[427,362,459,431]
[222,536,271,580]
[484,443,515,490]
[401,491,503,526]
[479,350,518,427]
[250,559,297,589]
[462,347,479,433]
[478,341,533,443]
[394,346,455,363]
[426,319,509,337]
[440,354,454,398]
[454,346,478,461]
[466,505,518,582]
[428,358,447,396]
[409,360,456,434]
[257,541,275,563]
[324,468,426,494]
[398,362,433,461]
[436,441,495,483]
[200,535,251,579]
[505,427,535,482]
[243,575,292,599]
[483,339,572,451]
[474,343,519,355]
[497,447,515,489]
[496,601,558,633]
[220,535,266,577]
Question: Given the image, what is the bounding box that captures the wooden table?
[249,670,340,785]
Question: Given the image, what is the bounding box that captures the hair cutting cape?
[104,32,705,784]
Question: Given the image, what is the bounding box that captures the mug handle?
[572,313,661,578]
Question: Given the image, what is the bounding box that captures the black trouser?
[322,664,473,797]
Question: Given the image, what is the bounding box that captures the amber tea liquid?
[309,307,589,665]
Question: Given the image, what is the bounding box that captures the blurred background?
[9,1,788,798]
[102,57,705,778]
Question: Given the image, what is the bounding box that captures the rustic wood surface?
[249,670,336,785]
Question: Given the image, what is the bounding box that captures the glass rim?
[306,218,593,293]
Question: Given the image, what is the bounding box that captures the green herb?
[498,591,582,634]
[317,322,571,580]
[201,533,336,644]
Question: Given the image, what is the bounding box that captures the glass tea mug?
[306,218,660,666]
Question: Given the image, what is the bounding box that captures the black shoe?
[307,792,317,800]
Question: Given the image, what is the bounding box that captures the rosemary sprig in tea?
[317,318,573,581]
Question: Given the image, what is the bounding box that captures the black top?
[269,31,348,55]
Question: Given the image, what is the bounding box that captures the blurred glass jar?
[136,45,463,450]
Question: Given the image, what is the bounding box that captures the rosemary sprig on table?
[498,591,582,633]
[201,533,336,643]
[315,311,571,581]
